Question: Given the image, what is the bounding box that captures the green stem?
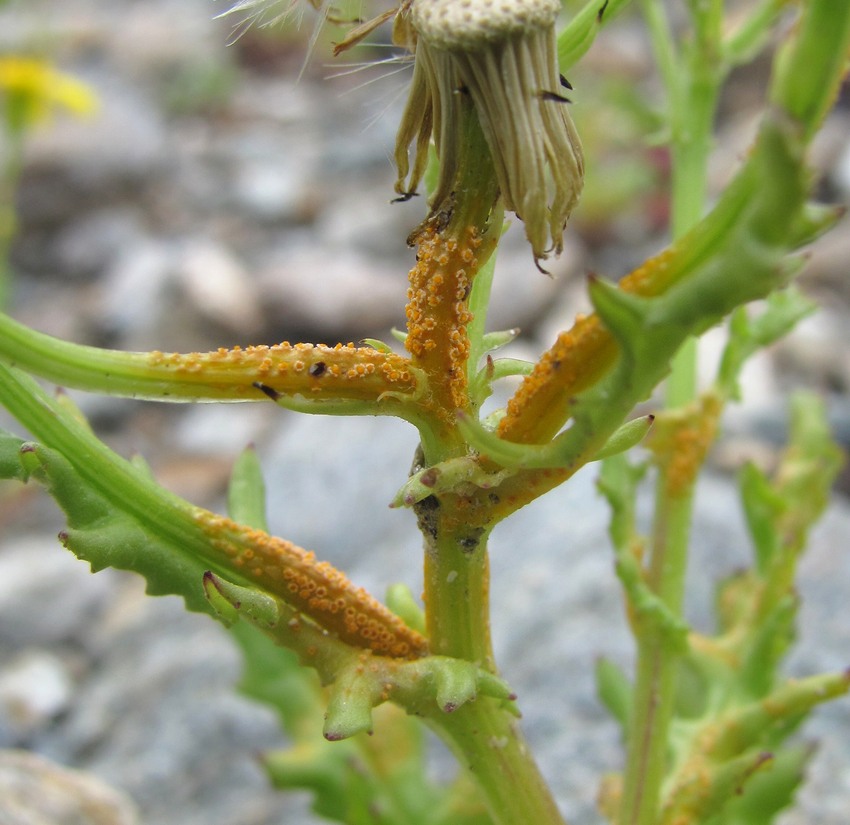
[620,487,694,825]
[619,4,724,824]
[429,698,565,825]
[409,84,563,825]
[724,0,787,66]
[417,522,564,825]
[669,55,721,239]
[466,231,501,400]
[0,125,25,312]
[557,0,635,71]
[664,337,697,409]
[769,0,850,142]
[0,364,204,538]
[414,101,501,657]
[423,528,493,666]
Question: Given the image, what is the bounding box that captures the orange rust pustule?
[499,245,682,444]
[498,314,616,444]
[405,226,481,418]
[146,342,416,401]
[194,511,429,659]
[619,245,679,298]
[651,394,722,498]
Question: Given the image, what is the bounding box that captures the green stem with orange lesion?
[400,90,567,825]
[193,510,429,659]
[0,312,420,404]
[0,360,427,663]
[402,100,502,463]
[403,92,503,664]
[451,90,820,529]
[0,306,455,451]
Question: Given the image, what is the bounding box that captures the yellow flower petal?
[0,56,98,129]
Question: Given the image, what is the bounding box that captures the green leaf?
[707,743,815,825]
[203,571,281,629]
[614,549,690,651]
[230,620,322,736]
[0,430,29,482]
[1,433,218,617]
[718,288,816,400]
[663,750,776,824]
[385,583,427,636]
[778,392,844,542]
[597,452,647,555]
[739,462,785,575]
[723,0,793,67]
[737,595,797,700]
[594,415,655,460]
[595,657,633,739]
[227,444,269,531]
[558,0,634,70]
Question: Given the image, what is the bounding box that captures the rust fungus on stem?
[194,511,429,660]
[649,394,723,498]
[406,225,482,421]
[499,244,692,445]
[145,341,417,402]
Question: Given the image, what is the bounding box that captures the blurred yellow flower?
[0,56,98,132]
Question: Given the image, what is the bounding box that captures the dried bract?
[395,0,584,264]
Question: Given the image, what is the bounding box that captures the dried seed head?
[395,0,584,265]
[413,0,561,49]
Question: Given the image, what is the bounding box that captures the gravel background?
[1,1,849,823]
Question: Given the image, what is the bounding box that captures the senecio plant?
[1,1,849,823]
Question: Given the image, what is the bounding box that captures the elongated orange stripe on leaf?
[146,341,418,402]
[406,225,483,419]
[193,510,429,659]
[498,246,680,444]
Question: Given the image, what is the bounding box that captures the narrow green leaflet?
[0,429,217,616]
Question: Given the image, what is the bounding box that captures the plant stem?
[404,104,500,464]
[410,97,500,659]
[423,527,493,665]
[0,126,24,311]
[620,484,694,825]
[422,524,565,825]
[407,87,565,825]
[619,3,723,823]
[431,697,565,825]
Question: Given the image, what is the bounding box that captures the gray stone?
[96,238,177,344]
[0,749,139,825]
[176,239,263,334]
[54,211,150,284]
[22,74,168,200]
[255,243,407,340]
[0,536,120,652]
[0,651,74,741]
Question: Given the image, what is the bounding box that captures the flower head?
[394,0,584,265]
[0,57,97,133]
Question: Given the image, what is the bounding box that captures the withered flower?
[394,0,584,264]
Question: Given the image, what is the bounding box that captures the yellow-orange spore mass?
[653,394,722,497]
[405,227,479,415]
[620,245,678,297]
[499,314,616,443]
[145,342,417,403]
[498,243,687,444]
[195,511,429,660]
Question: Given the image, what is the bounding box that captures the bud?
[394,0,584,265]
